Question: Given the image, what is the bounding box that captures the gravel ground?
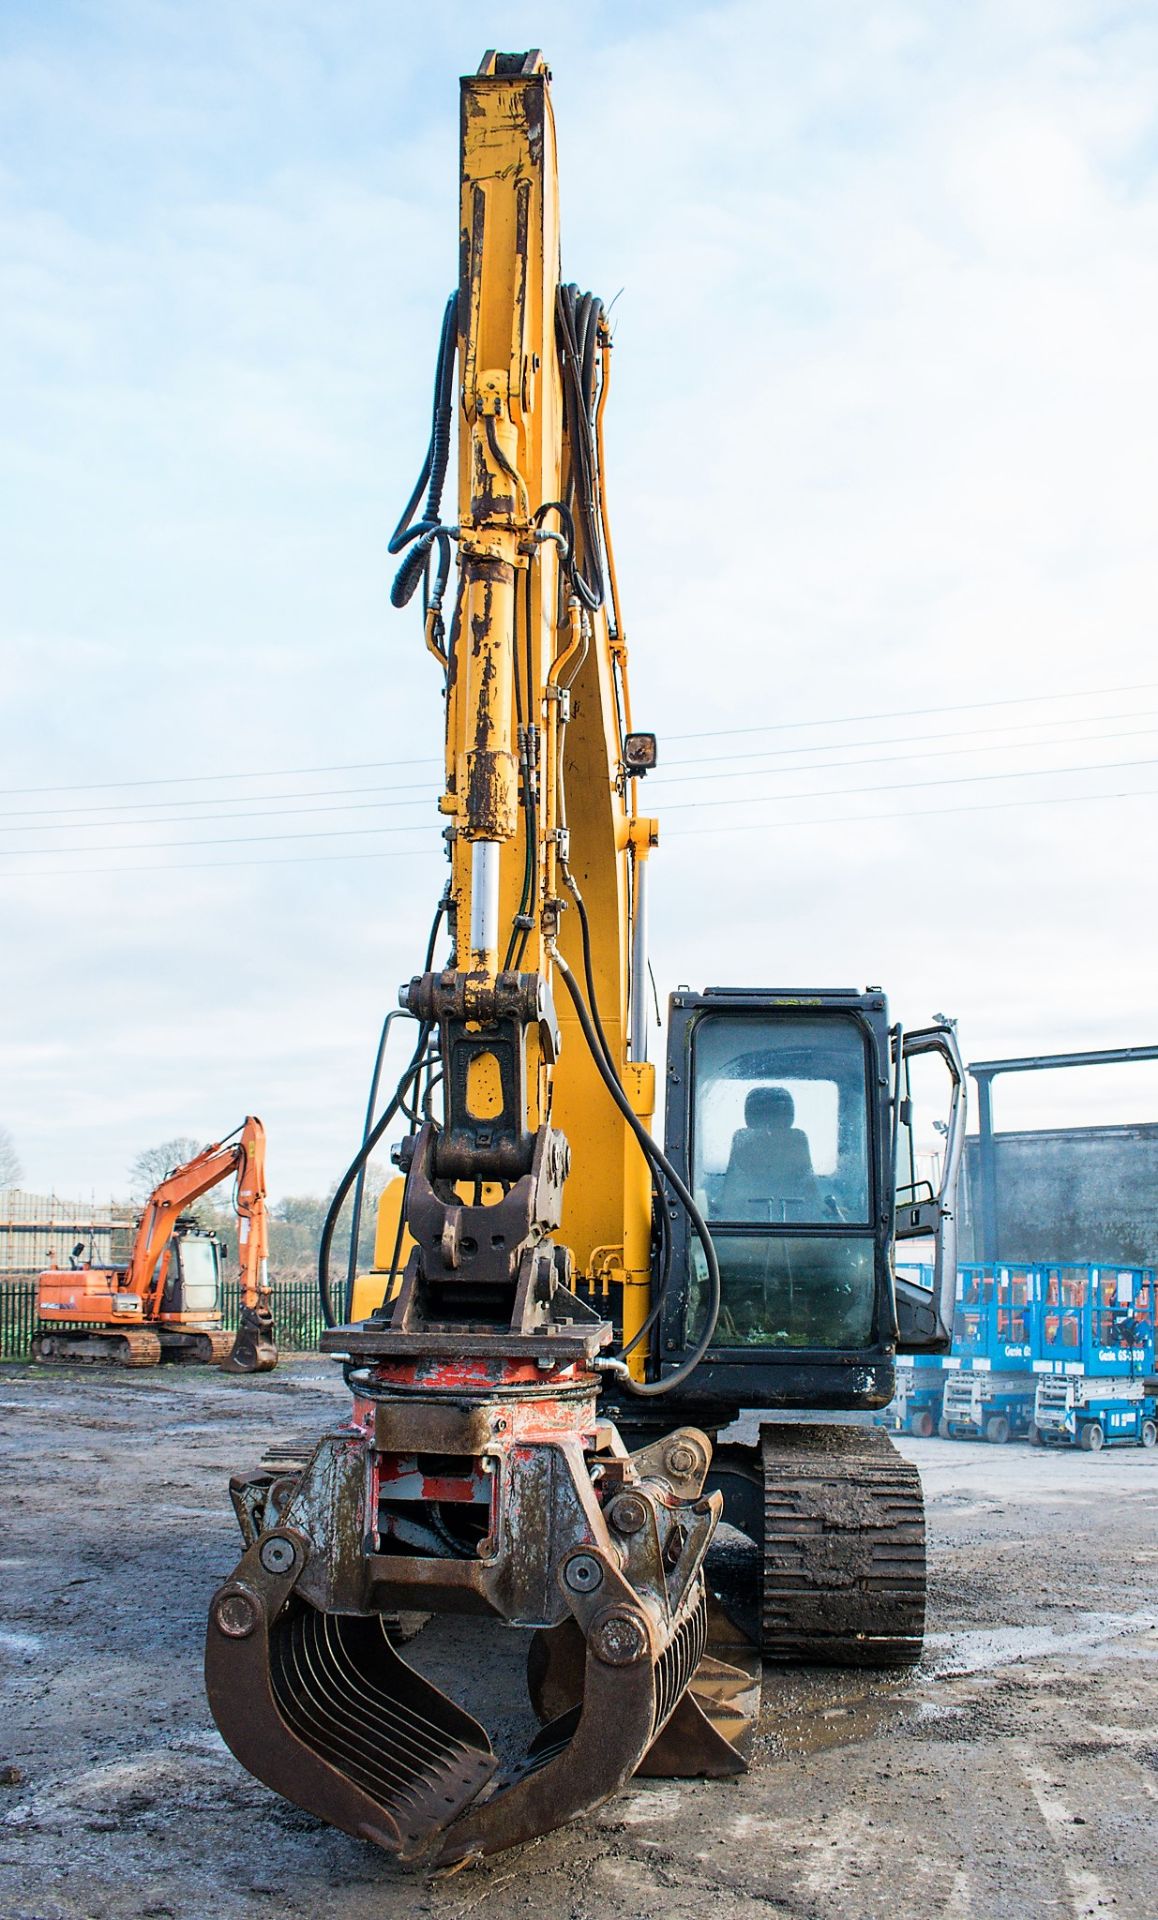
[2,1356,1156,1920]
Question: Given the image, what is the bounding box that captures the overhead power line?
[2,781,1155,880]
[7,719,1158,836]
[0,822,441,858]
[0,845,438,879]
[658,752,1158,814]
[662,680,1158,743]
[0,776,441,824]
[1,678,1155,800]
[0,792,437,836]
[0,755,439,800]
[670,782,1158,838]
[661,704,1158,770]
[1,752,1156,862]
[651,721,1158,793]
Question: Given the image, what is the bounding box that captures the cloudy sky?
[4,0,1158,1202]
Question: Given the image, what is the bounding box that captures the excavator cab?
[656,989,964,1422]
[158,1220,224,1320]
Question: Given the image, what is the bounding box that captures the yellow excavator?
[205,51,964,1863]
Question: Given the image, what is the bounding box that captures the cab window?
[691,1014,872,1226]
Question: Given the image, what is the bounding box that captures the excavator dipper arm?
[218,1118,278,1374]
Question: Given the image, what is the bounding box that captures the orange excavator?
[33,1117,277,1371]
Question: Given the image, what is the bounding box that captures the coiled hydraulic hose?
[389,292,458,610]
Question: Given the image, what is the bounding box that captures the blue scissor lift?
[882,1265,947,1436]
[938,1264,1038,1442]
[1032,1266,1158,1450]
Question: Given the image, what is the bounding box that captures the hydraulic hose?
[343,1010,404,1321]
[549,944,721,1395]
[620,1195,671,1361]
[389,292,458,608]
[340,894,448,1319]
[559,875,680,1362]
[317,1021,433,1329]
[555,285,605,611]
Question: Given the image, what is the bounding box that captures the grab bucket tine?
[206,1548,497,1862]
[432,1613,663,1864]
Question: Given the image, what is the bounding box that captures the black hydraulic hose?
[563,874,677,1356]
[341,894,448,1317]
[391,525,451,610]
[344,1011,400,1321]
[549,945,721,1395]
[564,875,618,1082]
[389,293,457,556]
[317,1022,433,1328]
[555,285,605,611]
[620,1192,672,1361]
[389,293,458,607]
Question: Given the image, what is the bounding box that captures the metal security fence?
[219,1280,327,1351]
[0,1277,326,1361]
[0,1280,38,1361]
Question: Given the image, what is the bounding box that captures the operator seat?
[720,1085,820,1221]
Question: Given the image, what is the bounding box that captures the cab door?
[892,1025,966,1352]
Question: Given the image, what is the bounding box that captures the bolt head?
[607,1493,648,1536]
[589,1606,648,1666]
[213,1587,260,1640]
[664,1442,700,1478]
[563,1552,604,1594]
[259,1534,297,1576]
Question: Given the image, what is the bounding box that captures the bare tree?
[0,1126,21,1189]
[127,1137,204,1204]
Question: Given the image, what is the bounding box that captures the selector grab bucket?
[205,1404,756,1864]
[206,1539,719,1864]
